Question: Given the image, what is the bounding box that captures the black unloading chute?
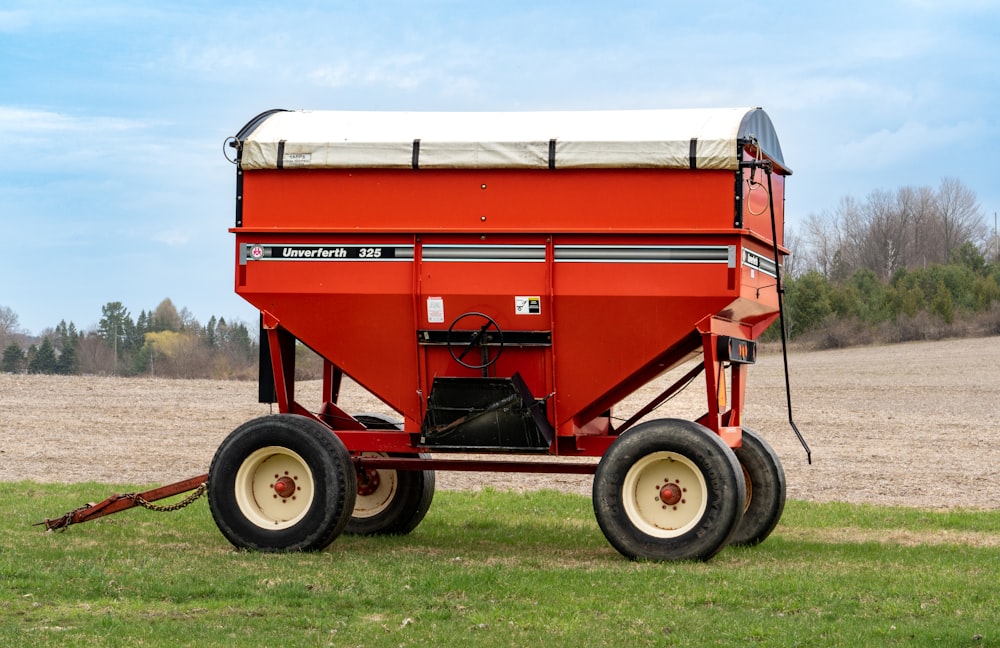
[420,373,554,451]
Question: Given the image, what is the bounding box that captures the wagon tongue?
[37,475,208,531]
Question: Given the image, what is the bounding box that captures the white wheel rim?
[621,451,708,538]
[352,452,399,519]
[234,446,315,530]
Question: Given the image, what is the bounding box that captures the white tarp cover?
[238,107,788,173]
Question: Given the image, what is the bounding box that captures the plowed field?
[3,336,997,509]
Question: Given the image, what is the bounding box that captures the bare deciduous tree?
[152,298,183,332]
[794,178,986,280]
[0,305,20,350]
[858,189,902,281]
[77,334,116,375]
[896,185,937,269]
[935,177,986,264]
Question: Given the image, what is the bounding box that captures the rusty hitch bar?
[37,474,209,531]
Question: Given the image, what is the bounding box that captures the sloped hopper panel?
[421,373,554,451]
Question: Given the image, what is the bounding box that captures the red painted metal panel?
[234,163,787,456]
[239,168,736,233]
[236,237,422,420]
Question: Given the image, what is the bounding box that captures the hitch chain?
[40,481,209,532]
[128,482,208,512]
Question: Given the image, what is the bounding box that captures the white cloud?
[308,53,431,90]
[834,118,985,171]
[159,41,263,76]
[0,106,165,171]
[0,106,151,142]
[153,229,193,246]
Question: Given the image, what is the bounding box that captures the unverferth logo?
[281,247,348,258]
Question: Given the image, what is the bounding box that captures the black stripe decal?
[554,245,731,263]
[242,244,414,263]
[276,139,286,169]
[412,139,421,170]
[689,138,698,170]
[548,139,557,170]
[423,245,546,262]
[743,249,779,277]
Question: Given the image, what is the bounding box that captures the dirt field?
[2,336,997,509]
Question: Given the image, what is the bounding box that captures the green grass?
[2,483,998,647]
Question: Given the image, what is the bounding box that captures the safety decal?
[426,297,445,324]
[515,296,541,315]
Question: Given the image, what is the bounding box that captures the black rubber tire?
[345,414,435,536]
[593,418,746,561]
[208,414,357,552]
[729,427,786,547]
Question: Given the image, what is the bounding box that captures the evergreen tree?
[98,302,132,349]
[930,279,955,324]
[98,301,138,373]
[2,343,24,373]
[55,337,80,375]
[28,338,59,374]
[25,344,37,370]
[53,319,80,354]
[785,270,833,336]
[225,320,255,362]
[136,310,151,336]
[205,315,218,348]
[952,241,987,275]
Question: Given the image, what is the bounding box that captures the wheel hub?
[659,482,684,506]
[272,475,297,499]
[357,468,381,496]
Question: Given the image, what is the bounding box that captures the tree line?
[779,177,1000,347]
[1,299,257,379]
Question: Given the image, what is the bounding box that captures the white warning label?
[427,297,445,323]
[514,296,541,315]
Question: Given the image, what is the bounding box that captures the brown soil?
[2,336,997,509]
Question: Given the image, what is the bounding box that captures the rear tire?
[208,414,356,552]
[346,414,435,536]
[729,427,786,547]
[593,418,745,561]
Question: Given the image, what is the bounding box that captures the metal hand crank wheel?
[446,311,504,370]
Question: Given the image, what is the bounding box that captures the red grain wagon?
[45,108,796,561]
[207,107,794,561]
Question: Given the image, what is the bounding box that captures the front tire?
[208,414,357,552]
[593,418,746,561]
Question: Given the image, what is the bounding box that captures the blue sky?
[2,1,998,335]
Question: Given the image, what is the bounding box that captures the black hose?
[765,165,812,464]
